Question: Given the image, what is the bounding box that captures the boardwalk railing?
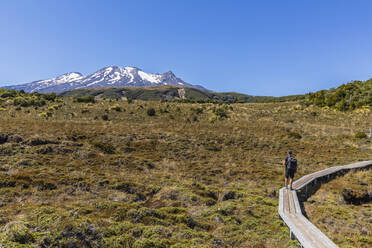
[278,160,372,248]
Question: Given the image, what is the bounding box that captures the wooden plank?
[292,191,302,214]
[290,214,324,248]
[298,214,339,248]
[278,188,284,215]
[288,189,295,214]
[283,189,291,213]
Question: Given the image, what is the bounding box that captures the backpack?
[287,157,297,171]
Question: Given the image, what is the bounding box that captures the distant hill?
[3,66,207,93]
[59,86,305,103]
[305,79,372,110]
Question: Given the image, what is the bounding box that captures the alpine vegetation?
[0,87,370,247]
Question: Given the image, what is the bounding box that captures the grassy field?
[0,93,371,247]
[304,170,371,248]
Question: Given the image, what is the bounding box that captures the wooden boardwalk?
[278,160,372,248]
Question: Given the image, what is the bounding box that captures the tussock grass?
[0,94,371,247]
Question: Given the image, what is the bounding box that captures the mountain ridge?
[3,66,207,93]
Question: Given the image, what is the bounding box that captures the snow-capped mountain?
[4,66,207,93]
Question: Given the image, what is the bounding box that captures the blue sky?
[1,0,372,96]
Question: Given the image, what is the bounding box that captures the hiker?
[283,150,297,190]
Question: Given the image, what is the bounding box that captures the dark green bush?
[288,132,302,139]
[0,90,17,98]
[13,97,46,107]
[213,106,228,119]
[41,93,57,101]
[110,105,122,112]
[92,142,116,154]
[74,95,96,103]
[355,132,367,139]
[147,108,156,116]
[4,222,35,244]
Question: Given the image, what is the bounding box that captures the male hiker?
[283,150,297,190]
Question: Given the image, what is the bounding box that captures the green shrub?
[42,93,57,101]
[355,131,367,139]
[133,237,167,248]
[92,142,116,154]
[110,105,122,112]
[48,104,59,111]
[74,95,96,103]
[39,112,52,118]
[13,97,46,107]
[0,90,17,98]
[288,132,302,139]
[102,234,135,248]
[213,106,228,119]
[147,108,156,116]
[3,222,35,244]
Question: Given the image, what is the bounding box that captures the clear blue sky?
[1,0,372,96]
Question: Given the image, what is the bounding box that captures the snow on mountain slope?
[138,70,162,83]
[4,66,207,93]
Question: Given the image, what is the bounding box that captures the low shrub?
[35,180,57,190]
[3,221,35,244]
[133,238,168,248]
[48,104,59,111]
[355,131,367,139]
[288,131,302,139]
[213,106,228,119]
[41,93,57,101]
[147,108,156,116]
[0,90,18,98]
[39,112,52,118]
[74,95,96,103]
[13,97,46,107]
[110,105,122,112]
[92,142,116,154]
[27,136,58,146]
[0,133,8,144]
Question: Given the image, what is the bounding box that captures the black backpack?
[287,157,297,171]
